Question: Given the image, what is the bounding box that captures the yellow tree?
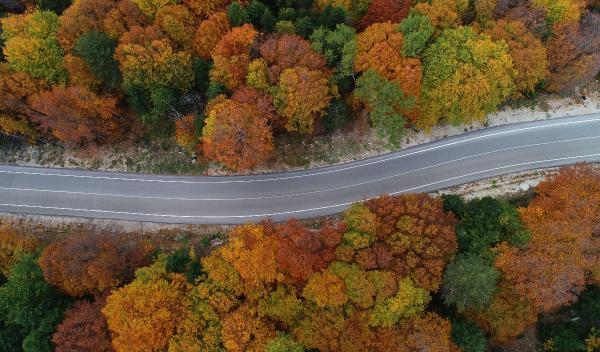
[421,27,515,127]
[103,255,191,352]
[272,67,333,134]
[154,4,196,49]
[0,226,38,277]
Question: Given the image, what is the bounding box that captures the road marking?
[0,115,599,184]
[1,153,599,220]
[2,136,599,200]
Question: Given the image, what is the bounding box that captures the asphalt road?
[0,114,599,224]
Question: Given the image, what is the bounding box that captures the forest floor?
[0,87,598,176]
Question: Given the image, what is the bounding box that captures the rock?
[519,182,530,191]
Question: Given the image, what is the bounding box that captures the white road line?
[1,153,598,219]
[0,115,599,184]
[2,136,599,200]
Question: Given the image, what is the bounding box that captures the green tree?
[266,332,305,352]
[369,277,431,327]
[227,2,249,27]
[354,70,414,147]
[0,254,71,352]
[0,10,67,84]
[451,317,487,352]
[398,11,434,58]
[448,197,530,254]
[310,24,357,86]
[75,30,121,90]
[442,254,500,312]
[421,27,514,126]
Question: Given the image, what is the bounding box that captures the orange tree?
[210,24,257,90]
[495,164,600,314]
[201,88,275,171]
[38,233,154,297]
[485,20,548,98]
[354,22,423,128]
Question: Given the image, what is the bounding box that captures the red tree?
[53,298,114,352]
[358,0,411,31]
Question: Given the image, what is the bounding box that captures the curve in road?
[0,113,599,224]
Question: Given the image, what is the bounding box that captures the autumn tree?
[413,0,468,31]
[28,85,121,145]
[372,312,461,352]
[57,0,117,51]
[246,58,271,92]
[1,10,67,84]
[115,25,194,123]
[485,20,548,98]
[272,66,332,134]
[259,34,328,84]
[63,54,102,90]
[221,303,276,352]
[52,298,114,352]
[184,0,232,18]
[174,114,198,153]
[132,0,178,18]
[369,277,430,327]
[354,22,422,127]
[202,89,275,171]
[0,64,47,138]
[354,70,413,146]
[531,0,583,27]
[155,4,195,49]
[421,27,514,127]
[116,25,194,93]
[302,269,348,308]
[217,224,282,298]
[193,11,230,59]
[495,165,600,313]
[365,194,458,291]
[0,226,38,277]
[358,0,411,31]
[0,254,72,352]
[38,233,154,297]
[210,23,257,90]
[102,255,191,352]
[103,0,150,40]
[503,4,549,39]
[468,283,538,342]
[545,16,600,93]
[266,220,342,286]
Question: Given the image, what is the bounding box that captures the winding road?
[0,113,599,224]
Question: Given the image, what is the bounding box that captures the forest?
[0,0,598,171]
[0,163,598,352]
